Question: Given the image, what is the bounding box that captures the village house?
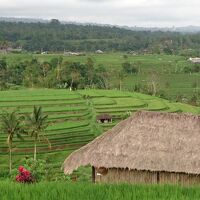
[95,50,104,54]
[188,57,200,64]
[96,114,112,123]
[63,111,200,185]
[64,51,85,56]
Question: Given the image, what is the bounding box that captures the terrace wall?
[94,168,200,185]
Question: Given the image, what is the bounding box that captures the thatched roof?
[96,114,112,120]
[63,111,200,175]
[189,57,200,63]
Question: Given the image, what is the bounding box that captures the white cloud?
[0,0,200,27]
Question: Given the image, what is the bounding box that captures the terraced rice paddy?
[0,89,200,177]
[1,53,200,99]
[0,89,95,176]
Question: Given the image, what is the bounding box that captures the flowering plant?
[16,166,34,183]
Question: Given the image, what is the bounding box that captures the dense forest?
[0,19,200,54]
[0,56,112,90]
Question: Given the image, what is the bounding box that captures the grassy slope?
[1,53,200,99]
[1,181,200,200]
[0,88,199,177]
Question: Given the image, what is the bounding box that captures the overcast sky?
[0,0,200,27]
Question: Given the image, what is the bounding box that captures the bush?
[23,158,48,182]
[16,166,33,183]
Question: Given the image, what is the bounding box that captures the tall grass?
[1,181,200,200]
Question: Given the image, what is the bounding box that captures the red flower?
[16,175,20,181]
[18,166,24,173]
[16,166,33,183]
[24,170,31,176]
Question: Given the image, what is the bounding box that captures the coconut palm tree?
[1,111,24,174]
[27,106,50,161]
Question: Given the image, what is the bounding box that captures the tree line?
[0,56,143,91]
[1,20,200,54]
[0,57,114,90]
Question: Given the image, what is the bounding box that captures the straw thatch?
[96,114,112,123]
[63,111,200,175]
[96,114,112,121]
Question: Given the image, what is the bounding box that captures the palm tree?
[1,111,24,174]
[27,106,50,161]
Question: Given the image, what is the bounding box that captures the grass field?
[1,181,200,200]
[0,88,199,179]
[1,53,200,99]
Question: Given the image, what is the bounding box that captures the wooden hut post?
[92,166,95,183]
[157,172,160,184]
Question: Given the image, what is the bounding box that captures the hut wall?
[95,168,157,184]
[94,168,200,185]
[159,171,200,185]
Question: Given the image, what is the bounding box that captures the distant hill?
[0,17,200,52]
[0,17,49,23]
[125,26,200,33]
[1,17,200,33]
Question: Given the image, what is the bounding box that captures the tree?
[56,56,63,82]
[86,57,95,87]
[189,94,199,106]
[7,62,26,85]
[40,61,52,87]
[122,62,138,74]
[69,70,81,91]
[147,71,160,96]
[22,59,42,87]
[116,70,126,91]
[94,65,110,89]
[0,59,8,90]
[1,111,24,174]
[27,106,50,161]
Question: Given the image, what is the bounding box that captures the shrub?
[23,158,48,182]
[16,166,33,183]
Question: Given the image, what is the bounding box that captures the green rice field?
[1,53,200,99]
[1,181,200,200]
[0,88,199,178]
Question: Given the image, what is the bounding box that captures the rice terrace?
[1,4,200,199]
[1,87,200,199]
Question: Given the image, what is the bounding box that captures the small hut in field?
[96,114,112,123]
[63,111,200,185]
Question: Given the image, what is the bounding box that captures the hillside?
[1,20,200,52]
[0,53,199,100]
[0,89,199,178]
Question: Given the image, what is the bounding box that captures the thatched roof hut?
[189,57,200,63]
[63,111,200,185]
[96,114,112,123]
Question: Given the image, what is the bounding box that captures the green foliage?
[183,64,200,73]
[1,21,200,54]
[0,53,200,102]
[1,111,25,173]
[2,181,200,200]
[0,88,199,180]
[10,157,52,182]
[1,111,24,147]
[122,62,138,74]
[26,106,48,141]
[23,158,50,182]
[26,106,50,161]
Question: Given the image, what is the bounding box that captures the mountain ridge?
[0,17,200,33]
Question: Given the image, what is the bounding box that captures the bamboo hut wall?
[159,171,200,185]
[95,168,157,184]
[95,168,200,185]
